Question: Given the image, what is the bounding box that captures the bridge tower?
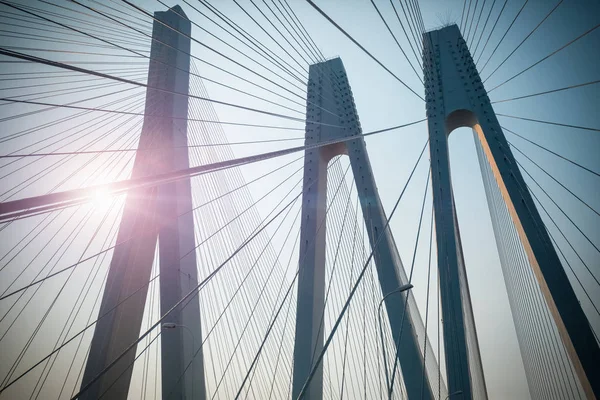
[292,57,436,400]
[80,6,206,400]
[424,24,599,399]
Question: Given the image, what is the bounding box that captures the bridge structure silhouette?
[0,1,598,399]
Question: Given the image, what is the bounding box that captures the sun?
[90,188,113,211]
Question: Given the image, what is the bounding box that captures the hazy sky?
[0,0,599,399]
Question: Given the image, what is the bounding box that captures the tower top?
[156,4,189,20]
[424,23,459,35]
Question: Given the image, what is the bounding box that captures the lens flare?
[90,188,112,210]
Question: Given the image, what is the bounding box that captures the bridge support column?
[292,141,337,400]
[81,6,206,400]
[424,24,599,399]
[292,57,434,400]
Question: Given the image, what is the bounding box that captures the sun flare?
[90,188,113,210]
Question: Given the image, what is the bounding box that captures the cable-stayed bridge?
[0,0,598,399]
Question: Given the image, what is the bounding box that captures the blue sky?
[0,0,598,398]
[186,0,599,398]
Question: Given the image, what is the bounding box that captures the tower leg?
[474,119,599,398]
[428,118,474,398]
[347,138,435,400]
[291,143,332,400]
[79,190,160,400]
[152,6,206,400]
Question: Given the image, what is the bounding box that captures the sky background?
[187,0,600,397]
[0,0,599,399]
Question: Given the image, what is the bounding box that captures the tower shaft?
[293,57,435,400]
[80,6,206,399]
[424,24,599,399]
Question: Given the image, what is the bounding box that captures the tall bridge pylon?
[292,57,437,400]
[80,6,206,400]
[423,24,599,399]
